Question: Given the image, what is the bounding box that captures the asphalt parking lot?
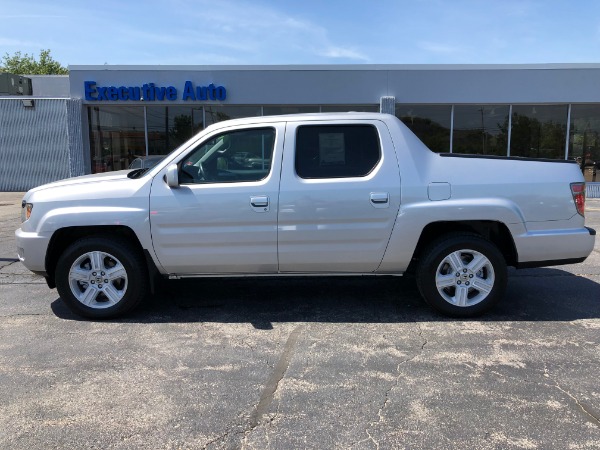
[1,192,599,449]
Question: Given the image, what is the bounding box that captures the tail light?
[570,182,585,216]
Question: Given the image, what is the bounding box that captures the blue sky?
[1,0,599,66]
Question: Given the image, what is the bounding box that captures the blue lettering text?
[182,80,195,101]
[84,81,97,101]
[83,81,226,102]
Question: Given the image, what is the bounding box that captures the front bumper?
[15,228,51,274]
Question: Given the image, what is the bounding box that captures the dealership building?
[1,64,600,192]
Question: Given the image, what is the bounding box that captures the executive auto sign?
[84,80,227,101]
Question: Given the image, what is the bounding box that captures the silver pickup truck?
[15,113,596,319]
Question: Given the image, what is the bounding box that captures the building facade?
[2,64,600,191]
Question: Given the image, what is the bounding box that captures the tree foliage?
[1,49,68,75]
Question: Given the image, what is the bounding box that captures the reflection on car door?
[149,124,284,274]
[277,121,401,273]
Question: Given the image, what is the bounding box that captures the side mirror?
[165,163,179,188]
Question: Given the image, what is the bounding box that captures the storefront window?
[204,105,262,126]
[395,105,451,152]
[569,105,600,179]
[510,105,568,159]
[88,106,145,173]
[321,105,379,113]
[263,105,320,116]
[146,106,204,156]
[87,102,584,174]
[453,105,509,156]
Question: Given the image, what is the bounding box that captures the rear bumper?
[517,256,587,269]
[15,228,50,274]
[515,226,596,268]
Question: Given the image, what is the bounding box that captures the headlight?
[21,202,33,222]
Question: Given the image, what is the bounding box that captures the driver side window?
[179,127,275,184]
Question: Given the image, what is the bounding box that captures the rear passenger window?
[295,125,380,179]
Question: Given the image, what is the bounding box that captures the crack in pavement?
[460,360,600,429]
[0,260,19,271]
[544,365,600,428]
[352,321,428,449]
[242,326,337,448]
[205,325,304,449]
[202,425,246,450]
[0,313,48,319]
[249,325,304,428]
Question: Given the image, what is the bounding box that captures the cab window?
[295,125,380,179]
[179,128,275,184]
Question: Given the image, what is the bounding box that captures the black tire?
[416,233,507,317]
[55,236,149,319]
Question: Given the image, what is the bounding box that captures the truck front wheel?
[416,233,507,317]
[55,236,149,319]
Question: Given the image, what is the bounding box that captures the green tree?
[1,49,68,75]
[169,114,194,148]
[398,116,450,152]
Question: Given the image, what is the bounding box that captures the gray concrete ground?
[0,191,599,449]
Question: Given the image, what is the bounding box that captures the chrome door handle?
[250,196,269,207]
[370,193,389,204]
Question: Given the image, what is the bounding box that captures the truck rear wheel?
[416,233,507,317]
[55,236,148,319]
